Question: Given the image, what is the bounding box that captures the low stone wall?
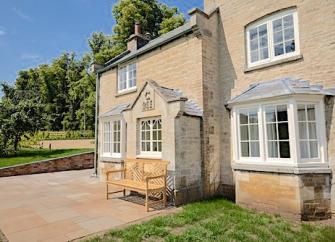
[235,170,332,221]
[0,152,94,177]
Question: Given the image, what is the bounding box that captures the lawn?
[86,198,335,242]
[0,148,94,168]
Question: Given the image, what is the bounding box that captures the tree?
[0,83,45,156]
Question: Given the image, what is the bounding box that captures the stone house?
[94,0,335,220]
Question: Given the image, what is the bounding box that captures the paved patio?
[0,170,171,242]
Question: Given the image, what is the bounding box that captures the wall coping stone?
[233,163,332,174]
[0,151,94,170]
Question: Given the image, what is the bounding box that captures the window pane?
[260,36,268,48]
[308,123,317,139]
[307,105,316,121]
[250,39,258,51]
[274,43,284,56]
[278,123,289,140]
[266,107,276,122]
[283,14,293,28]
[300,141,309,159]
[240,111,248,124]
[267,124,277,140]
[249,125,259,140]
[268,141,278,158]
[249,109,258,123]
[284,28,294,40]
[153,142,158,152]
[260,48,269,59]
[158,142,162,152]
[158,130,162,140]
[279,141,290,158]
[274,31,283,44]
[251,50,259,63]
[309,141,318,158]
[273,19,282,32]
[298,105,306,121]
[249,28,258,40]
[250,142,260,157]
[240,126,249,141]
[277,105,288,121]
[299,122,307,139]
[285,40,295,53]
[241,142,249,157]
[258,24,267,36]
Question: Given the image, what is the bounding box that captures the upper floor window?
[118,63,137,93]
[246,9,300,67]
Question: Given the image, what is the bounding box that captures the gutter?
[93,72,100,176]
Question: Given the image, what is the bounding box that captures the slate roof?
[100,103,131,118]
[97,22,194,74]
[228,77,335,105]
[184,100,203,117]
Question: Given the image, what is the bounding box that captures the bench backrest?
[123,159,169,183]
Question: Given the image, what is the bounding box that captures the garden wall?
[0,152,94,177]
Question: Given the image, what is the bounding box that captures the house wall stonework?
[174,114,202,205]
[99,35,203,116]
[204,0,335,218]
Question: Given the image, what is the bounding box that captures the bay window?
[233,98,326,166]
[102,119,122,158]
[246,8,300,67]
[118,63,137,93]
[140,118,162,156]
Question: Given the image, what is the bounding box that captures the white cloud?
[20,53,41,61]
[12,7,32,21]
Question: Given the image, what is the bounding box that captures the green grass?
[0,148,94,168]
[86,198,335,242]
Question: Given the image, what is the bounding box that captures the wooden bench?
[106,159,169,211]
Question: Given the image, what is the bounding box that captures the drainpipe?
[93,72,100,177]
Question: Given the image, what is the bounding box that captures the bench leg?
[106,183,109,200]
[145,191,149,212]
[123,189,126,197]
[163,189,167,207]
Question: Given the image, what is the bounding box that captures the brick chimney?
[127,21,150,52]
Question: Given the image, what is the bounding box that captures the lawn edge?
[71,207,183,242]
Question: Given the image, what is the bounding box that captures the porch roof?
[228,77,335,105]
[100,103,131,118]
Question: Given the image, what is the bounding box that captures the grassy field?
[86,198,335,242]
[0,148,94,168]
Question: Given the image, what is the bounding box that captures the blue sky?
[0,0,203,86]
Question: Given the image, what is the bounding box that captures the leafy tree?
[0,83,45,156]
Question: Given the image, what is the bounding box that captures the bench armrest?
[106,169,125,181]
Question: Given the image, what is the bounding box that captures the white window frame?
[232,96,327,167]
[101,118,123,158]
[139,117,162,158]
[246,8,300,68]
[117,62,137,93]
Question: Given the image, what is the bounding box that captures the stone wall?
[236,170,332,220]
[174,114,202,205]
[0,152,94,177]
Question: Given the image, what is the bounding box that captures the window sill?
[232,162,331,174]
[116,88,137,97]
[244,54,303,73]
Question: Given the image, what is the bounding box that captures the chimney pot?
[135,21,141,35]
